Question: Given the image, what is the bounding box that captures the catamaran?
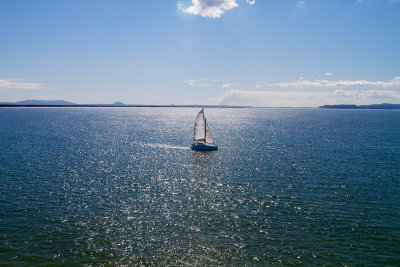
[191,108,218,150]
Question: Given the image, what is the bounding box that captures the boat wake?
[139,142,189,150]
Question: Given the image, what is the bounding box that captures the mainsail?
[194,108,214,144]
[194,109,205,141]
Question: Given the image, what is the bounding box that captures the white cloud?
[325,72,333,76]
[178,0,255,18]
[0,79,46,89]
[185,79,212,87]
[179,0,238,18]
[268,76,400,88]
[212,90,327,107]
[184,79,222,87]
[222,83,234,88]
[334,89,400,99]
[211,89,400,107]
[184,78,230,87]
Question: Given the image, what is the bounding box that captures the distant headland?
[320,103,400,109]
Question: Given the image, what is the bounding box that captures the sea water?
[1,107,399,265]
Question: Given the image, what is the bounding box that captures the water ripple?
[1,108,399,265]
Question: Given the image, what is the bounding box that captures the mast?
[204,117,207,143]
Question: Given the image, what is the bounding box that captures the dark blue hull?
[191,142,218,150]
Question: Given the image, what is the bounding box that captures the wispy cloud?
[325,72,333,76]
[333,89,400,99]
[211,89,400,107]
[184,78,230,87]
[222,83,234,88]
[185,79,215,87]
[267,76,400,88]
[297,0,306,7]
[0,79,46,89]
[178,0,255,18]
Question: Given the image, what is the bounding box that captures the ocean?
[1,107,399,265]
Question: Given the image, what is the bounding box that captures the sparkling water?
[1,107,399,265]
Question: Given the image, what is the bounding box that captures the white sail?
[191,108,218,150]
[193,108,215,144]
[205,121,214,144]
[194,109,206,141]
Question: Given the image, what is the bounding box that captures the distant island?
[320,103,400,109]
[0,100,248,108]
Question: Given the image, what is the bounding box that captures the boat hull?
[191,142,218,150]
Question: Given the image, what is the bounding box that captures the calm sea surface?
[1,107,399,265]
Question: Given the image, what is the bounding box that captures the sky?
[1,0,400,107]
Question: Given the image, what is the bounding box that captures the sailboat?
[191,108,218,150]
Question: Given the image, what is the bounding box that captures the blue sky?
[1,0,400,106]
